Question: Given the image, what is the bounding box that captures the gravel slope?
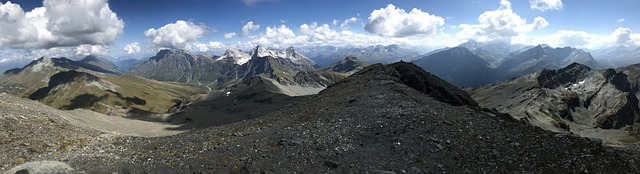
[57,63,640,173]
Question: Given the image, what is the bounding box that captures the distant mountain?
[238,46,318,80]
[592,45,640,68]
[114,58,144,72]
[0,56,123,94]
[130,46,327,95]
[0,58,31,76]
[216,48,251,65]
[411,42,600,88]
[457,40,526,68]
[0,56,205,116]
[412,47,495,87]
[319,55,367,75]
[497,45,599,80]
[301,44,420,66]
[468,63,640,145]
[130,49,236,88]
[79,55,123,74]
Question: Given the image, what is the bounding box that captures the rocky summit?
[3,62,638,173]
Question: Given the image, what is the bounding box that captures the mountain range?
[2,42,640,173]
[412,40,601,87]
[0,46,367,118]
[2,61,639,173]
[300,44,420,66]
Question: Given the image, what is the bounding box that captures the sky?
[1,0,640,61]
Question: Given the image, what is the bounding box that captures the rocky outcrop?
[389,62,479,108]
[537,63,592,89]
[469,63,640,144]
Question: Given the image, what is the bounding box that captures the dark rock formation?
[389,62,479,109]
[537,63,592,89]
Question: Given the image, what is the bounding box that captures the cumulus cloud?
[144,20,207,49]
[186,41,226,52]
[74,44,106,56]
[224,32,237,39]
[612,27,632,45]
[242,21,260,36]
[124,42,141,54]
[231,22,411,49]
[365,4,445,37]
[617,18,625,23]
[456,0,548,42]
[0,0,124,49]
[530,0,563,12]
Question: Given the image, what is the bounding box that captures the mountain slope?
[593,45,640,68]
[0,57,119,94]
[129,49,234,87]
[58,62,639,173]
[412,47,494,87]
[468,63,640,146]
[26,70,204,114]
[498,45,600,80]
[0,57,206,116]
[78,55,123,74]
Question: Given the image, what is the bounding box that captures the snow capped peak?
[251,45,276,58]
[218,48,251,65]
[249,45,310,63]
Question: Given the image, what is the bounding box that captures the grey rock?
[3,161,75,174]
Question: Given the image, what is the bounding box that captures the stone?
[2,161,74,174]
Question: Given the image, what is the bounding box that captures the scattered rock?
[324,160,340,168]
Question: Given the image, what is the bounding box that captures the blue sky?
[1,0,639,60]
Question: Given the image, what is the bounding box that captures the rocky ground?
[3,63,640,173]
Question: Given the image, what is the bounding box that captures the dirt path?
[64,109,185,137]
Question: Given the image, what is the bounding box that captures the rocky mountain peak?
[537,62,592,89]
[151,49,193,61]
[249,45,312,64]
[388,62,479,108]
[219,48,251,65]
[251,45,273,58]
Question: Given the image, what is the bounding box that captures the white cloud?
[186,41,226,52]
[74,44,106,56]
[365,4,445,37]
[513,27,640,49]
[124,42,141,54]
[224,32,237,39]
[230,22,414,50]
[617,18,625,23]
[144,20,207,49]
[332,19,339,26]
[242,21,260,36]
[241,0,277,7]
[612,27,633,45]
[0,0,124,49]
[340,17,359,29]
[457,0,548,43]
[530,0,563,12]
